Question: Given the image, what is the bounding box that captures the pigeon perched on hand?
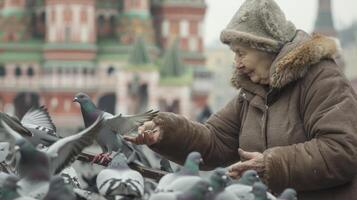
[96,153,144,199]
[73,92,158,164]
[156,151,203,192]
[1,116,103,198]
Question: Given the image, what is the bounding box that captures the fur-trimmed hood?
[231,30,338,90]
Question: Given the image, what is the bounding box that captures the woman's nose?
[234,61,244,69]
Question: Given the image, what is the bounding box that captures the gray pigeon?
[0,106,59,148]
[144,179,158,199]
[43,176,76,200]
[206,168,238,200]
[73,92,158,164]
[1,116,103,198]
[0,142,10,163]
[74,188,107,200]
[149,180,213,200]
[156,151,203,192]
[226,170,276,200]
[19,106,59,147]
[252,182,271,200]
[0,172,20,200]
[160,158,173,173]
[277,188,297,200]
[96,153,144,199]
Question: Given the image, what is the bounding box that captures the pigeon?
[19,106,59,147]
[74,188,107,200]
[73,92,158,164]
[0,172,20,200]
[43,176,76,200]
[156,151,203,192]
[144,179,158,199]
[0,142,10,163]
[252,182,271,200]
[206,168,238,200]
[60,167,81,188]
[0,106,59,148]
[149,180,213,200]
[160,158,173,173]
[82,174,99,193]
[1,116,103,198]
[226,170,276,200]
[96,153,144,199]
[277,188,297,200]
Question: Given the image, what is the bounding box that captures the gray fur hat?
[220,0,296,53]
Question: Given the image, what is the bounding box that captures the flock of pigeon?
[0,92,298,200]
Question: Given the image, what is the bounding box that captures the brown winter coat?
[150,31,357,200]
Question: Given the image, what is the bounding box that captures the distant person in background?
[196,105,212,123]
[125,0,357,199]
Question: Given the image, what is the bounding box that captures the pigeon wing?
[0,112,32,137]
[105,110,159,135]
[21,106,56,132]
[47,116,103,175]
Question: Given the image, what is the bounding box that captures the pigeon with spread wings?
[73,92,158,164]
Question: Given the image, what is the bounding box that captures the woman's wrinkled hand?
[227,148,265,179]
[123,121,162,146]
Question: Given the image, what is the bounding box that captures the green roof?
[0,40,43,50]
[159,69,193,86]
[121,11,150,20]
[0,52,42,62]
[43,60,96,68]
[43,43,97,51]
[97,54,129,61]
[0,7,27,17]
[160,39,186,77]
[124,63,158,72]
[151,0,206,7]
[128,37,150,65]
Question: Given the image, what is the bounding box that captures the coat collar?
[231,30,338,94]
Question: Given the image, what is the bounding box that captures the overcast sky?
[204,0,357,46]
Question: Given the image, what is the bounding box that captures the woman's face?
[231,43,276,85]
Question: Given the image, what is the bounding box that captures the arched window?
[27,66,34,77]
[107,66,115,76]
[90,69,95,76]
[15,66,21,77]
[109,16,116,36]
[57,68,63,74]
[0,65,6,77]
[97,15,105,35]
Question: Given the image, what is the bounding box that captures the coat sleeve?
[150,94,241,169]
[263,62,357,192]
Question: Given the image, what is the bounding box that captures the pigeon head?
[73,92,98,116]
[239,170,260,186]
[182,180,213,200]
[279,188,297,200]
[73,93,92,104]
[210,168,229,191]
[251,182,268,200]
[108,153,129,169]
[182,151,203,175]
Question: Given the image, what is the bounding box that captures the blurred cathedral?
[0,0,211,129]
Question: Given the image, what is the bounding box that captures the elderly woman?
[125,0,357,199]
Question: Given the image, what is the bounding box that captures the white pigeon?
[96,153,144,199]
